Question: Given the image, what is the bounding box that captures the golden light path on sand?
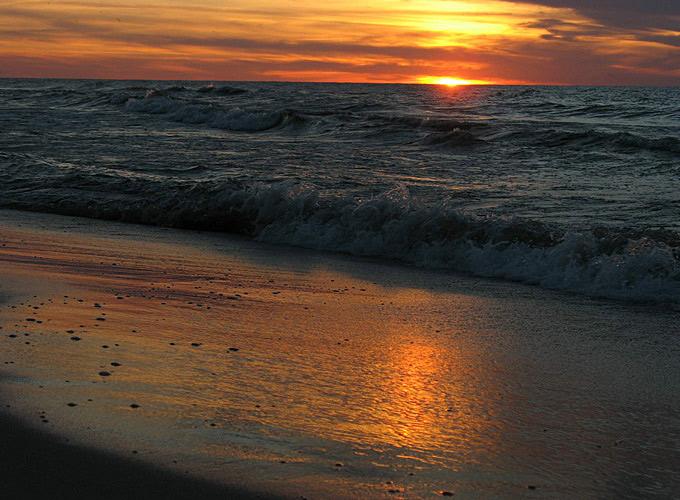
[1,211,679,499]
[0,218,510,498]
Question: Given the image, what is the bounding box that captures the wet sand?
[1,209,679,499]
[0,411,273,500]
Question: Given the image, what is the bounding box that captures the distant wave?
[356,114,488,146]
[196,83,248,95]
[542,129,680,154]
[3,172,679,306]
[124,91,305,132]
[121,91,488,143]
[421,129,484,147]
[382,115,481,132]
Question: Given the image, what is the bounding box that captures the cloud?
[0,0,678,84]
[518,1,680,32]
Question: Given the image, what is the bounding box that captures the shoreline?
[1,208,679,499]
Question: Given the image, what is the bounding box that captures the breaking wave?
[3,175,680,306]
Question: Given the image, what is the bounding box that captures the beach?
[1,208,679,499]
[0,411,272,500]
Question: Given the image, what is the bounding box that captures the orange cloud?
[0,0,678,84]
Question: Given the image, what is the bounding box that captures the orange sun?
[418,76,489,86]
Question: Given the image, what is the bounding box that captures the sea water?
[1,79,679,305]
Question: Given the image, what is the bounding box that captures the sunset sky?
[1,0,678,85]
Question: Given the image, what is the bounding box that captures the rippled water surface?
[1,80,680,304]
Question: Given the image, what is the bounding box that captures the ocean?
[1,79,679,305]
[2,79,680,499]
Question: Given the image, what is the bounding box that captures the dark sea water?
[1,79,679,304]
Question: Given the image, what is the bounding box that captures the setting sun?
[1,0,678,84]
[418,76,489,86]
[1,0,679,497]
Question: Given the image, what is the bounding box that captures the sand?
[1,209,679,499]
[0,411,273,500]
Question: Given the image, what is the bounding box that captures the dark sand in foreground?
[0,412,273,500]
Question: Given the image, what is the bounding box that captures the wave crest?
[5,175,679,305]
[124,93,304,132]
[543,129,680,154]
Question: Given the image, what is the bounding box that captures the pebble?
[98,371,111,377]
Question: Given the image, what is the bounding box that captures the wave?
[358,114,488,145]
[542,129,680,154]
[421,129,484,147]
[3,175,679,306]
[124,92,306,132]
[196,84,247,95]
[120,91,488,142]
[377,115,483,132]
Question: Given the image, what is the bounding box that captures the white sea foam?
[246,184,680,304]
[2,163,679,305]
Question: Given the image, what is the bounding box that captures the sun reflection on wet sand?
[1,213,680,499]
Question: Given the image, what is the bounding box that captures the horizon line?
[1,76,678,88]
